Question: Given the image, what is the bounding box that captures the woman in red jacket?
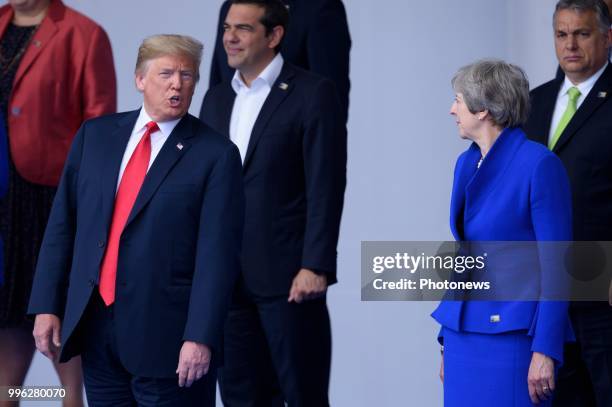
[0,0,116,404]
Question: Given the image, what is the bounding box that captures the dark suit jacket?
[28,111,244,378]
[0,0,116,186]
[431,128,574,363]
[207,0,351,123]
[0,115,8,286]
[201,63,346,297]
[524,64,612,241]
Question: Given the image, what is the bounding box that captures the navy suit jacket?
[524,64,612,242]
[431,128,574,363]
[28,111,245,377]
[0,115,8,286]
[201,62,346,297]
[206,0,351,123]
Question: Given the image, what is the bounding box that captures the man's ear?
[135,72,145,92]
[268,25,284,50]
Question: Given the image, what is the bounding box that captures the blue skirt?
[443,328,552,407]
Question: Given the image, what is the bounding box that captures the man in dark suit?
[27,34,244,406]
[200,1,346,405]
[523,1,612,405]
[0,115,7,287]
[204,0,351,123]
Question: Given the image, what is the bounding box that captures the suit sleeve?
[301,79,347,285]
[27,123,85,317]
[0,117,5,287]
[208,1,231,89]
[306,0,351,123]
[81,26,117,119]
[183,143,245,351]
[529,154,573,364]
[0,117,8,198]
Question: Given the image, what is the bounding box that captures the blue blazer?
[27,111,245,377]
[0,115,8,286]
[431,127,574,363]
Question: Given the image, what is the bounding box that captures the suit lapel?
[534,80,563,146]
[553,64,612,153]
[217,85,236,137]
[450,143,480,240]
[242,64,295,170]
[100,111,140,230]
[0,8,13,39]
[125,115,194,227]
[463,128,525,225]
[12,0,64,90]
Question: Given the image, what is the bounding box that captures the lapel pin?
[597,91,607,98]
[176,142,184,151]
[279,82,289,91]
[33,40,41,47]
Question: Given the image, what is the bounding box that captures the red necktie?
[99,121,158,305]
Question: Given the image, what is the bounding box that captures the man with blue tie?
[27,34,244,406]
[200,0,346,405]
[524,0,612,405]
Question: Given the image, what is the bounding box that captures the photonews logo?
[361,241,496,301]
[363,241,612,301]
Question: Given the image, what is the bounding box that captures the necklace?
[477,156,484,169]
[0,24,40,78]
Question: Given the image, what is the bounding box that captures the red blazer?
[0,0,116,186]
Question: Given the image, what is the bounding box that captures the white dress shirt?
[549,62,608,144]
[229,53,284,162]
[116,107,180,191]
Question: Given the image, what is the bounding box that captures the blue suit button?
[98,241,105,248]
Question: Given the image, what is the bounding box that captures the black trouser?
[553,303,612,407]
[219,279,331,407]
[80,292,216,407]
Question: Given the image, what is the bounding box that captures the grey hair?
[554,0,611,34]
[451,59,531,128]
[135,34,203,81]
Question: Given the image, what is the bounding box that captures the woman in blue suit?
[431,60,574,406]
[0,115,8,287]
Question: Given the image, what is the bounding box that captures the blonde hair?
[135,34,203,81]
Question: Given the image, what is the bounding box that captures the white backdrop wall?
[2,0,564,405]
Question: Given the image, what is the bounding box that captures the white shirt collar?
[560,61,608,99]
[231,53,284,93]
[135,106,182,136]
